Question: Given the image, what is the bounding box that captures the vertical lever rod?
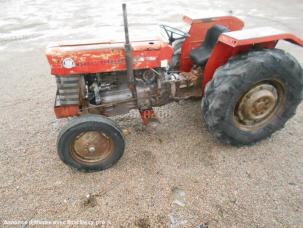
[122,3,137,99]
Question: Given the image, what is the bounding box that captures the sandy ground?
[1,0,303,227]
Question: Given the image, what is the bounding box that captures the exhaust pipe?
[122,3,137,99]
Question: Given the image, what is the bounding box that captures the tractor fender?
[203,27,303,93]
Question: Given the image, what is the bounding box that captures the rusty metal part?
[174,67,202,98]
[234,81,285,130]
[79,75,89,114]
[70,131,114,164]
[76,64,204,118]
[85,97,137,116]
[180,67,200,87]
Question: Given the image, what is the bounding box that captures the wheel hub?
[88,146,96,153]
[235,83,283,128]
[72,131,113,164]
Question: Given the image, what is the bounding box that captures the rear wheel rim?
[70,131,114,165]
[234,80,286,131]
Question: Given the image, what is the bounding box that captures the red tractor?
[46,4,303,172]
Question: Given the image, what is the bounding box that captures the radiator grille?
[56,76,79,105]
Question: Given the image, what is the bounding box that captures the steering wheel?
[160,24,190,44]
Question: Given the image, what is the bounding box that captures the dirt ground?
[1,0,303,227]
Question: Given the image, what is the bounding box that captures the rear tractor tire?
[202,48,303,145]
[57,115,125,172]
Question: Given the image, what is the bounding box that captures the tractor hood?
[46,39,173,76]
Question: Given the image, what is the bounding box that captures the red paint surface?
[54,105,79,118]
[139,109,158,125]
[179,16,245,72]
[46,40,173,76]
[219,32,303,47]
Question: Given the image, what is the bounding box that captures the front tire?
[202,48,303,145]
[57,115,125,172]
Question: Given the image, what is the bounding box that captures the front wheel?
[202,48,303,145]
[57,115,125,172]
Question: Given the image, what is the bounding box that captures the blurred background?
[1,0,303,52]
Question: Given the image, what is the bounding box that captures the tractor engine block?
[82,67,202,116]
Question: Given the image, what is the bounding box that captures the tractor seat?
[190,25,230,66]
